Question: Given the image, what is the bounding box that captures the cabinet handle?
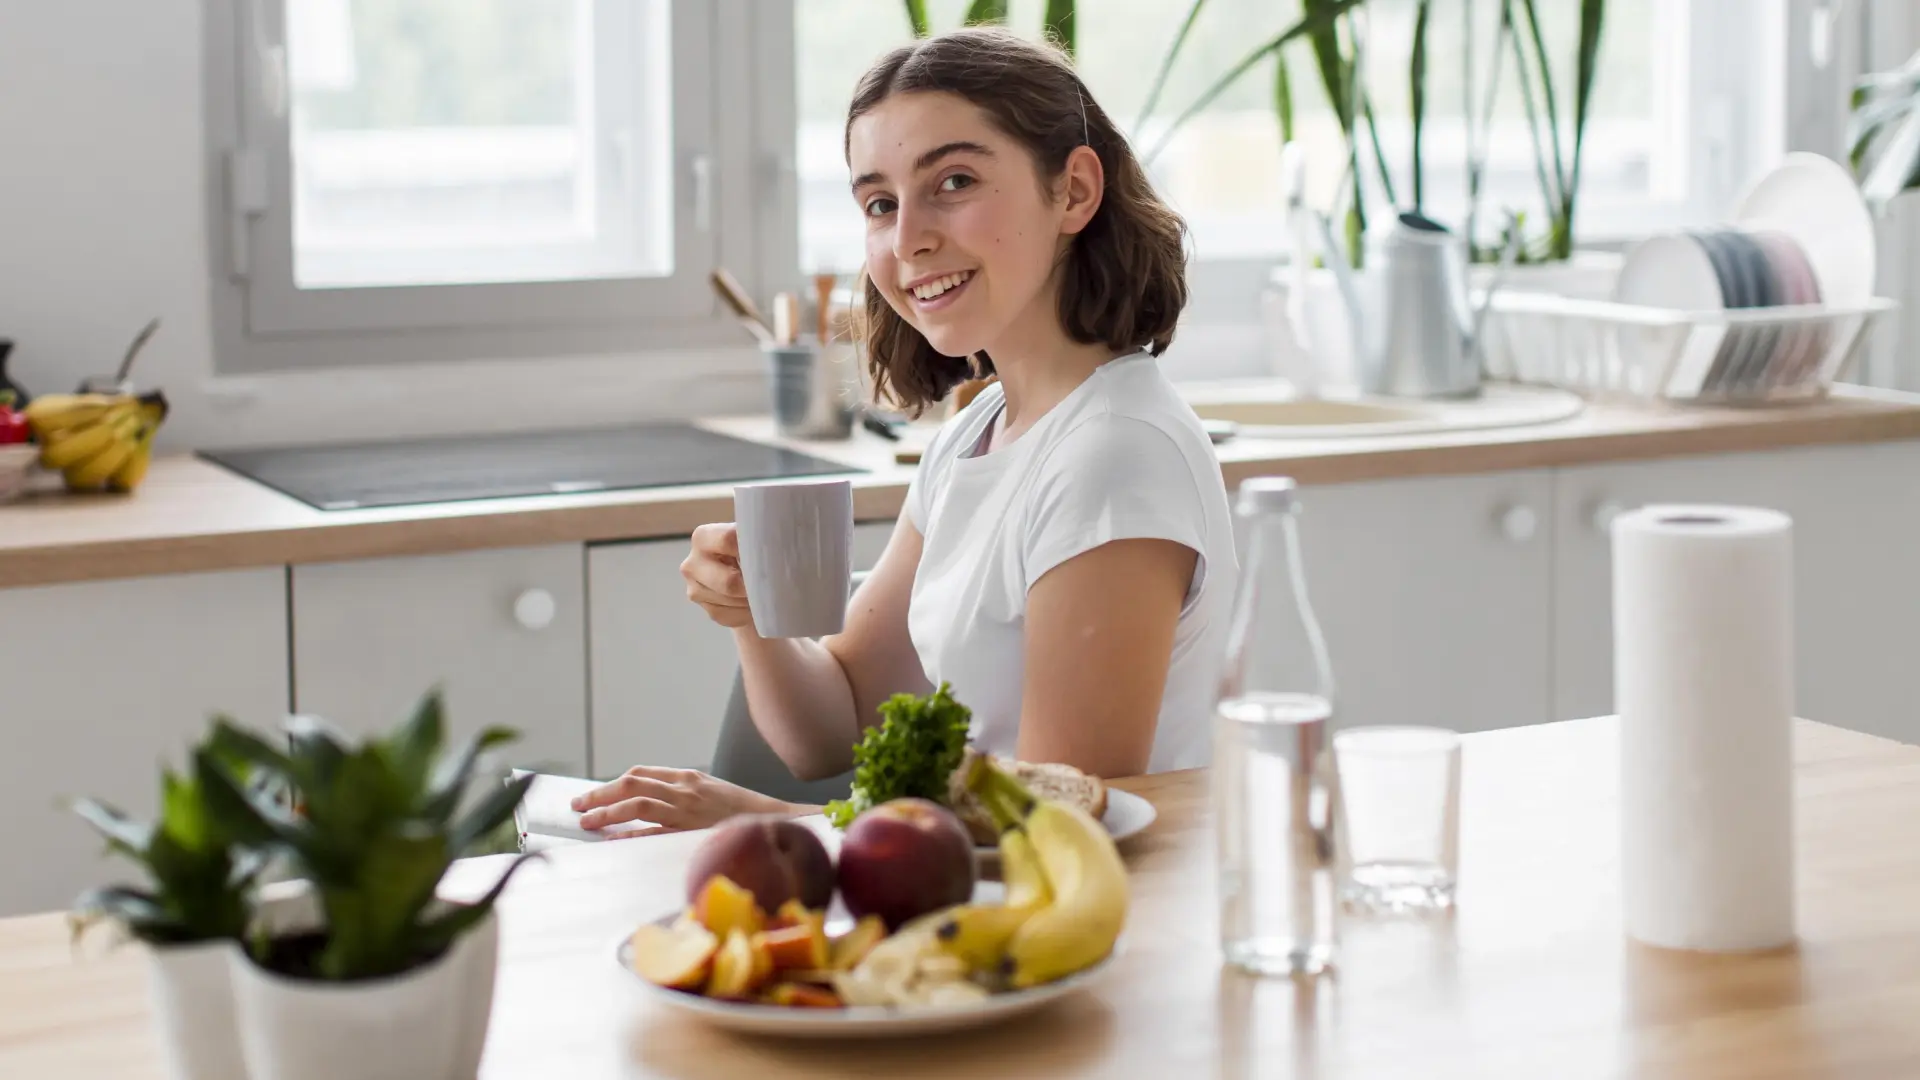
[513,588,557,631]
[1591,500,1625,535]
[1499,504,1538,543]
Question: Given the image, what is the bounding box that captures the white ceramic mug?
[733,478,854,638]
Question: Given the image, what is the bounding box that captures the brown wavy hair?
[844,27,1190,414]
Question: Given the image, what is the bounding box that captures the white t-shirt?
[902,351,1237,773]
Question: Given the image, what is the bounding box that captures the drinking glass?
[1332,726,1461,913]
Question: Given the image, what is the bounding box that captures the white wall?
[0,0,775,453]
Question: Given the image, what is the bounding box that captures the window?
[207,1,1791,374]
[209,0,773,372]
[795,0,1784,271]
[284,0,675,290]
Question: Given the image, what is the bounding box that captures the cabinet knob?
[1591,500,1625,535]
[1499,504,1538,543]
[513,588,557,631]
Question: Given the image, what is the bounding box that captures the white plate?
[1735,151,1878,308]
[971,788,1157,855]
[1611,231,1726,395]
[614,883,1122,1039]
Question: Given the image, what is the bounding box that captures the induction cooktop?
[200,422,863,511]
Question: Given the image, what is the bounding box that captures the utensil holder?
[765,341,856,440]
[1478,290,1898,404]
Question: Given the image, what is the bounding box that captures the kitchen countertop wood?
[5,385,1920,589]
[7,715,1920,1078]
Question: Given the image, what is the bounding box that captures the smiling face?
[848,91,1093,360]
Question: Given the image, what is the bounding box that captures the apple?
[627,922,718,991]
[835,798,976,930]
[685,815,834,914]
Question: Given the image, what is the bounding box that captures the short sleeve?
[1021,413,1211,606]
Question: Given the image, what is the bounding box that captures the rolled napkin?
[1612,504,1796,952]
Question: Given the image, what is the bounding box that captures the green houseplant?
[67,687,537,1080]
[67,741,279,1080]
[1850,47,1920,217]
[204,687,537,1080]
[1136,0,1607,267]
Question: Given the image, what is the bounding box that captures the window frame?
[204,0,797,374]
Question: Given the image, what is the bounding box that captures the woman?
[575,27,1236,835]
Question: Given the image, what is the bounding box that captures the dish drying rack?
[1478,291,1899,405]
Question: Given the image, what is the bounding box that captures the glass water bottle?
[1214,476,1340,977]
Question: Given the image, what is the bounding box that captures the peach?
[755,921,830,972]
[691,874,765,941]
[828,915,889,971]
[705,928,773,999]
[628,922,718,991]
[835,798,976,930]
[684,815,834,915]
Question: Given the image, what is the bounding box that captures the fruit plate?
[615,884,1123,1039]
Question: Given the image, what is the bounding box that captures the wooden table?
[8,716,1920,1078]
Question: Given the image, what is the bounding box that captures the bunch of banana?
[930,756,1130,989]
[21,390,169,493]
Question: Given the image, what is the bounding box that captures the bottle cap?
[1235,475,1298,515]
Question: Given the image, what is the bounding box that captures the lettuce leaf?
[824,683,972,829]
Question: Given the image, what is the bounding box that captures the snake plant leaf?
[963,0,1008,26]
[1138,0,1210,130]
[902,0,929,37]
[414,851,544,957]
[385,688,447,798]
[1517,0,1569,206]
[450,770,537,857]
[423,726,520,824]
[315,828,450,980]
[1274,47,1296,143]
[1569,0,1607,224]
[1144,0,1365,163]
[70,796,154,859]
[1411,0,1431,209]
[1044,0,1075,58]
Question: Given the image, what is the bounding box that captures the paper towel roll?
[1612,504,1796,952]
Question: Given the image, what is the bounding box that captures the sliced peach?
[629,921,719,991]
[764,982,845,1009]
[706,929,757,999]
[755,921,830,972]
[748,932,775,990]
[769,898,824,933]
[828,915,889,972]
[692,874,765,942]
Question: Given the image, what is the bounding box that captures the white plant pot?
[229,908,499,1080]
[146,939,249,1080]
[140,880,323,1080]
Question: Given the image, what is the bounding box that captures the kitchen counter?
[8,714,1920,1078]
[5,384,1920,589]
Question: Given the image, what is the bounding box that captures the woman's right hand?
[680,522,753,629]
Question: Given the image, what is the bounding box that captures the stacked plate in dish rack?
[1481,153,1897,404]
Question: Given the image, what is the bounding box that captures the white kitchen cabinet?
[1294,469,1555,735]
[0,569,289,917]
[1552,439,1920,744]
[290,545,588,775]
[589,521,895,777]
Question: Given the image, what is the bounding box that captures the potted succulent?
[205,689,538,1080]
[67,741,276,1080]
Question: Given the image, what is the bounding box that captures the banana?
[22,394,123,437]
[931,829,1054,973]
[108,424,156,492]
[38,401,137,470]
[63,412,144,489]
[965,756,1130,989]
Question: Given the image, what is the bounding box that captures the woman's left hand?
[570,766,805,835]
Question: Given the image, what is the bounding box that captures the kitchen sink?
[1181,381,1586,439]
